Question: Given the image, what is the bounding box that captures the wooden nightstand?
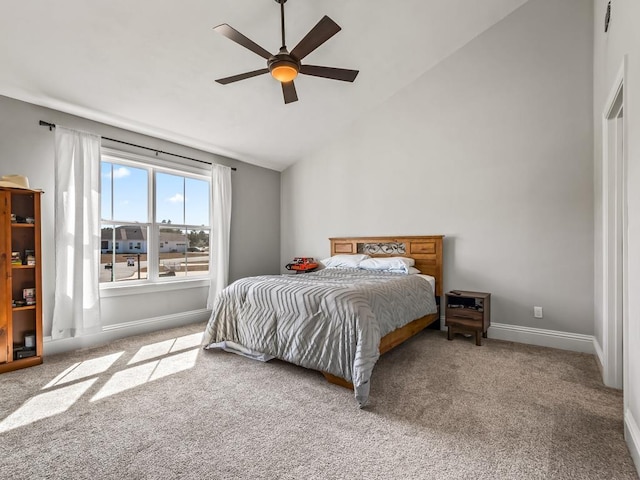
[445,291,491,346]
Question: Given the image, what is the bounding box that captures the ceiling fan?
[213,0,359,104]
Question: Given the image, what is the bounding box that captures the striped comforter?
[203,268,437,406]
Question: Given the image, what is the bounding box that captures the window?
[100,151,210,285]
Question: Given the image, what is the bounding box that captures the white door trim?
[601,58,627,390]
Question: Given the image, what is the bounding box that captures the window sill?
[99,277,210,298]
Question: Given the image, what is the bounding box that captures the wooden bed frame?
[321,235,444,389]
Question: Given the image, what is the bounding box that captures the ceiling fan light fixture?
[271,63,298,82]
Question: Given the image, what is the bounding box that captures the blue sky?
[101,162,210,226]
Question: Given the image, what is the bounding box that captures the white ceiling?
[1,0,528,171]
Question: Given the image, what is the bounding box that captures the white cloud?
[168,193,184,203]
[103,167,131,179]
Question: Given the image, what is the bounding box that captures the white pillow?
[321,254,370,269]
[407,266,421,274]
[358,257,415,273]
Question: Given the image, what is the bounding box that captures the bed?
[203,235,444,407]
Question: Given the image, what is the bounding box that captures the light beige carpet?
[0,322,637,480]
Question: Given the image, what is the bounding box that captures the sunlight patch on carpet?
[91,348,199,401]
[0,379,97,433]
[128,332,203,365]
[42,352,124,389]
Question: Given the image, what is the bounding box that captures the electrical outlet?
[534,306,543,318]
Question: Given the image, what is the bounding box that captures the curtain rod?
[38,120,237,171]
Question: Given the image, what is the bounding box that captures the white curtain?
[51,126,102,339]
[207,164,232,309]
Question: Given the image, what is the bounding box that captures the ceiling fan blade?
[281,81,298,104]
[213,24,272,60]
[215,68,269,85]
[300,65,359,82]
[290,16,341,61]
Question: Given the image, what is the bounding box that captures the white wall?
[593,0,640,472]
[282,0,593,338]
[0,95,281,349]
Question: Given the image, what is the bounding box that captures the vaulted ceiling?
[1,0,528,171]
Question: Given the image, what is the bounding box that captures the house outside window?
[100,150,211,285]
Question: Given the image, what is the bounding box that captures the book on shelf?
[11,251,22,265]
[23,287,36,306]
[25,250,36,265]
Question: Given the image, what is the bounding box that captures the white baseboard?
[625,409,640,477]
[437,317,595,354]
[43,309,210,356]
[483,322,595,354]
[45,313,595,357]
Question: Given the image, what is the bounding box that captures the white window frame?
[99,148,211,294]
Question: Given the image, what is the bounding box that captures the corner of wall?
[625,409,640,478]
[593,336,605,375]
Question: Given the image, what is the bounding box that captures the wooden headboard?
[329,235,444,297]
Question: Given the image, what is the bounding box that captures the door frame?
[601,58,627,391]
